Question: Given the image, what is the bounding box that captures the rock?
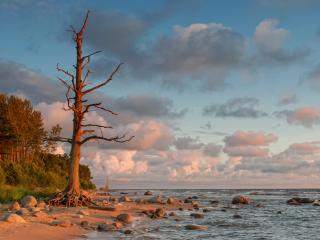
[193,202,199,208]
[202,208,211,213]
[178,207,183,211]
[37,201,46,209]
[277,211,282,214]
[29,207,41,213]
[80,220,89,227]
[169,212,176,217]
[97,223,116,232]
[287,198,314,205]
[4,213,26,223]
[21,195,37,208]
[112,221,123,229]
[116,213,134,224]
[233,214,242,219]
[78,209,90,216]
[313,202,320,206]
[124,229,132,234]
[51,220,72,227]
[167,197,175,204]
[142,209,155,217]
[136,198,145,204]
[185,224,208,230]
[32,211,48,218]
[155,208,166,218]
[232,195,250,205]
[148,196,162,204]
[190,213,204,219]
[9,201,20,211]
[192,196,199,199]
[16,208,29,216]
[255,203,265,208]
[221,209,227,212]
[184,198,193,203]
[144,190,153,196]
[119,196,131,202]
[210,200,219,204]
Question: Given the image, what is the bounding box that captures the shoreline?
[0,191,196,240]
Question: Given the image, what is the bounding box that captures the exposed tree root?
[48,190,93,207]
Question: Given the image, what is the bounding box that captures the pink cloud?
[289,142,320,155]
[224,130,278,146]
[223,146,269,157]
[287,107,320,128]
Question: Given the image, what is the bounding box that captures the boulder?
[169,212,176,217]
[203,209,211,213]
[16,208,29,216]
[51,220,72,228]
[167,197,175,204]
[155,208,166,218]
[97,223,116,232]
[9,201,20,211]
[116,213,134,224]
[287,198,314,205]
[148,196,162,204]
[29,207,41,213]
[124,229,132,234]
[232,195,250,205]
[144,190,153,196]
[119,196,131,202]
[78,209,90,216]
[184,198,193,204]
[21,195,37,208]
[233,214,242,219]
[4,213,26,223]
[210,200,219,204]
[185,224,208,230]
[112,221,123,229]
[136,198,145,204]
[37,201,46,209]
[190,213,204,219]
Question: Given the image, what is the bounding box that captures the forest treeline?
[0,94,95,202]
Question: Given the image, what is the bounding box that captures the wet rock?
[184,198,193,204]
[192,202,199,208]
[313,201,320,206]
[203,209,211,213]
[9,201,20,211]
[80,220,89,227]
[119,196,131,202]
[16,208,29,216]
[233,214,242,219]
[192,196,199,199]
[142,209,155,216]
[255,203,265,208]
[51,220,72,227]
[167,197,175,204]
[221,209,227,212]
[185,224,208,230]
[287,198,314,205]
[4,213,26,223]
[112,221,123,229]
[78,209,90,216]
[190,213,204,219]
[155,208,166,218]
[136,198,145,204]
[277,211,282,214]
[232,195,250,205]
[124,229,132,234]
[178,207,183,211]
[169,212,176,217]
[21,195,37,208]
[97,223,116,232]
[116,213,134,224]
[148,196,162,204]
[210,200,219,204]
[144,190,153,196]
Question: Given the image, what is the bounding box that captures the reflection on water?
[86,189,320,240]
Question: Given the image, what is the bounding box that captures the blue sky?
[2,0,320,188]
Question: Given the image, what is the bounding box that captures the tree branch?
[80,134,134,145]
[83,102,118,115]
[56,64,75,90]
[82,63,123,95]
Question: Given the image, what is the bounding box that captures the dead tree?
[49,11,133,207]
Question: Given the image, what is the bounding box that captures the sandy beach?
[0,191,195,240]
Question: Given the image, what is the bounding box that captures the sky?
[2,0,320,188]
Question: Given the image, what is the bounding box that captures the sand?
[0,194,193,240]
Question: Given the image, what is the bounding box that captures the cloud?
[278,93,297,105]
[288,142,320,155]
[223,146,269,157]
[203,97,267,118]
[250,19,309,66]
[274,106,320,128]
[0,60,63,103]
[174,136,203,150]
[112,95,187,119]
[224,130,278,147]
[202,143,222,157]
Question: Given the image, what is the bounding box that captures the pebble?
[116,213,134,224]
[185,224,208,230]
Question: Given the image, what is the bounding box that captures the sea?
[84,189,320,240]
